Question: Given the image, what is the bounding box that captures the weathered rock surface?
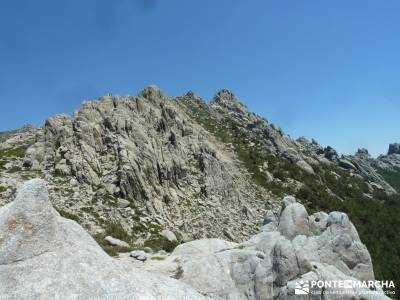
[130,250,148,261]
[105,236,130,248]
[0,179,208,300]
[0,86,399,246]
[0,86,399,297]
[0,86,275,245]
[161,229,178,243]
[130,196,389,300]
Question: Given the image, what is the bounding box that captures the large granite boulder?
[0,179,207,300]
[133,197,390,300]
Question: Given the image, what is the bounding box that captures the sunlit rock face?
[0,179,208,300]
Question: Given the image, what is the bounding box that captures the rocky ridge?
[0,86,399,293]
[0,86,398,242]
[1,86,274,245]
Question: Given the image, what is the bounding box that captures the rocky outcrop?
[0,124,34,143]
[388,143,400,155]
[0,86,399,291]
[130,196,389,300]
[0,179,207,299]
[1,86,274,245]
[2,179,389,299]
[1,86,399,244]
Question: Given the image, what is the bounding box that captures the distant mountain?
[0,86,399,295]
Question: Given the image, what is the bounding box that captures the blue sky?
[0,0,399,157]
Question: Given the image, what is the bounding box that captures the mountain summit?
[0,86,399,294]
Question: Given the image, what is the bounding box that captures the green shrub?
[52,169,67,178]
[104,223,132,243]
[143,235,179,253]
[378,167,400,192]
[93,223,133,256]
[93,234,130,256]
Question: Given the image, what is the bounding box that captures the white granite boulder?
[0,179,208,300]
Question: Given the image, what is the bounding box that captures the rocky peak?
[5,88,272,243]
[139,85,165,103]
[1,86,399,294]
[180,91,205,105]
[388,143,400,155]
[211,89,248,115]
[323,145,338,160]
[355,148,370,157]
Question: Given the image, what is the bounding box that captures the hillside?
[0,86,399,295]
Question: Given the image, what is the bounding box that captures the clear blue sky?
[0,0,399,157]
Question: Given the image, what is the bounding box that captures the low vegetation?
[150,256,166,261]
[56,209,80,223]
[94,223,133,256]
[182,98,400,296]
[7,166,22,173]
[52,169,67,178]
[378,167,400,193]
[143,235,179,253]
[0,147,27,158]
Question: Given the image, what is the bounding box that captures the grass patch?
[19,170,42,180]
[52,169,67,178]
[94,223,133,256]
[7,166,22,173]
[151,256,167,260]
[105,223,132,242]
[57,209,80,223]
[101,195,118,207]
[143,235,179,253]
[94,235,130,256]
[0,147,27,158]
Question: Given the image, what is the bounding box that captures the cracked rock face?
[0,86,273,242]
[0,86,399,245]
[0,179,208,300]
[129,196,389,300]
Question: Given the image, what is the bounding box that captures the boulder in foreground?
[0,179,207,300]
[130,196,391,300]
